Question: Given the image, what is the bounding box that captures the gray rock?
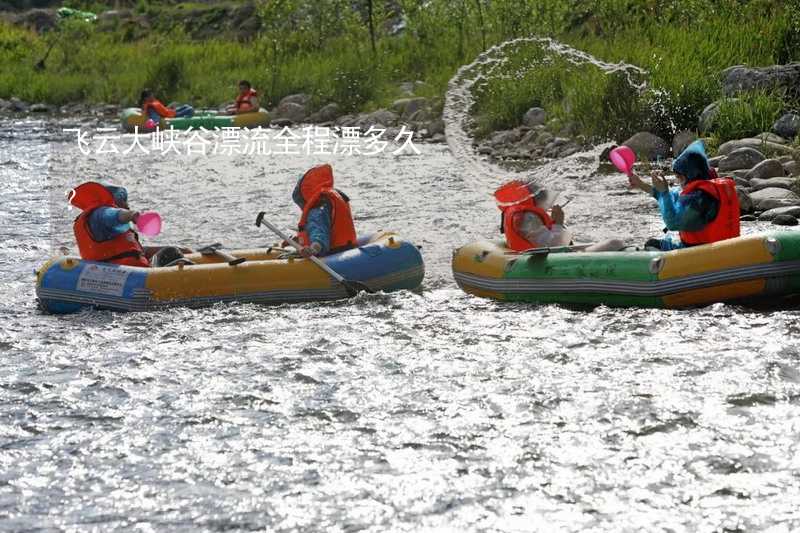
[29,103,51,113]
[307,103,341,123]
[757,206,800,221]
[279,93,312,107]
[272,101,308,123]
[731,169,752,180]
[785,161,799,176]
[488,129,524,147]
[749,187,800,211]
[8,97,29,113]
[708,155,724,168]
[744,159,785,180]
[718,138,798,157]
[737,188,754,214]
[430,133,446,143]
[749,177,796,191]
[359,109,398,128]
[718,147,766,172]
[773,214,799,226]
[270,117,294,127]
[426,119,445,136]
[740,214,758,221]
[391,97,428,118]
[407,107,434,123]
[733,176,751,188]
[334,114,359,127]
[698,99,736,132]
[672,130,697,156]
[754,132,788,145]
[773,113,800,140]
[522,107,546,128]
[622,131,670,161]
[721,63,800,98]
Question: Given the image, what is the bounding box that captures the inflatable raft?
[452,232,800,308]
[36,232,423,314]
[120,108,270,133]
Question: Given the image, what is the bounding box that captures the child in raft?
[495,179,624,252]
[225,80,260,115]
[139,89,194,124]
[627,140,740,250]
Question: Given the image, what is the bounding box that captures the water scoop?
[609,146,636,176]
[135,211,162,237]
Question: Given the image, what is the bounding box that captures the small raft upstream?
[452,232,800,308]
[36,232,423,314]
[120,108,270,133]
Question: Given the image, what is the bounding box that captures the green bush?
[710,91,784,142]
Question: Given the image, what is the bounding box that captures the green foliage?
[709,91,784,142]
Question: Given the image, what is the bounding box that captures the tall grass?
[0,0,798,144]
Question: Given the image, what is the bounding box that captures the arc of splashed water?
[443,36,648,204]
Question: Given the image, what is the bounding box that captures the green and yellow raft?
[452,232,800,308]
[120,108,269,133]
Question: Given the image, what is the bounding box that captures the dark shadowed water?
[1,118,800,532]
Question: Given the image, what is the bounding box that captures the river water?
[1,111,800,533]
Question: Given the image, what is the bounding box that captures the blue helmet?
[672,140,710,182]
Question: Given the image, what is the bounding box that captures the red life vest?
[296,164,357,254]
[495,180,554,251]
[235,89,258,112]
[141,99,175,119]
[678,177,740,246]
[69,182,149,267]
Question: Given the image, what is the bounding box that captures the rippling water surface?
[2,117,800,532]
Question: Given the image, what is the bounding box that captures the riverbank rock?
[522,107,546,128]
[8,97,29,113]
[757,206,800,221]
[29,103,51,113]
[5,8,58,33]
[272,97,309,123]
[744,159,785,180]
[737,188,754,214]
[698,99,736,132]
[721,63,800,99]
[306,103,341,124]
[391,97,428,119]
[359,109,398,128]
[718,147,766,172]
[749,187,800,211]
[487,129,524,147]
[785,161,798,176]
[622,132,670,161]
[672,130,697,156]
[749,177,796,191]
[773,214,799,226]
[717,138,798,158]
[773,113,800,140]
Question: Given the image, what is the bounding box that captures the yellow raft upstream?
[452,231,800,308]
[36,232,424,314]
[120,108,270,133]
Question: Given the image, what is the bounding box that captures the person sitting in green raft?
[224,80,260,115]
[139,89,194,124]
[627,140,740,251]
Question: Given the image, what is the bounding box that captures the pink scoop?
[609,145,636,176]
[135,211,162,237]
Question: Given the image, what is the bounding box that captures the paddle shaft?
[256,217,347,284]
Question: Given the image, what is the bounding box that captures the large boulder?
[488,128,524,147]
[773,113,800,140]
[744,159,785,181]
[622,132,670,161]
[271,101,308,123]
[391,97,428,119]
[757,206,800,221]
[785,160,799,177]
[358,109,398,128]
[749,177,796,191]
[773,214,799,226]
[754,132,788,145]
[749,187,800,211]
[306,103,341,123]
[721,63,800,99]
[718,147,766,172]
[522,107,546,128]
[717,138,798,157]
[278,93,312,107]
[672,130,697,156]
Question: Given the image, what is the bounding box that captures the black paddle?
[255,212,373,297]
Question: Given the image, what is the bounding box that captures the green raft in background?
[452,231,800,309]
[120,108,270,132]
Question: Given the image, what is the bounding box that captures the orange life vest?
[495,180,554,251]
[235,89,258,112]
[141,99,175,119]
[678,177,740,246]
[70,182,149,267]
[296,164,357,254]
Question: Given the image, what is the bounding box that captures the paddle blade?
[135,211,162,237]
[609,146,636,176]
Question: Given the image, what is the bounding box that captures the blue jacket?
[651,187,719,250]
[87,207,131,242]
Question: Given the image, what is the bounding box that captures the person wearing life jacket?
[495,180,623,252]
[139,89,194,124]
[290,164,357,257]
[225,80,260,115]
[628,140,740,250]
[70,182,191,267]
